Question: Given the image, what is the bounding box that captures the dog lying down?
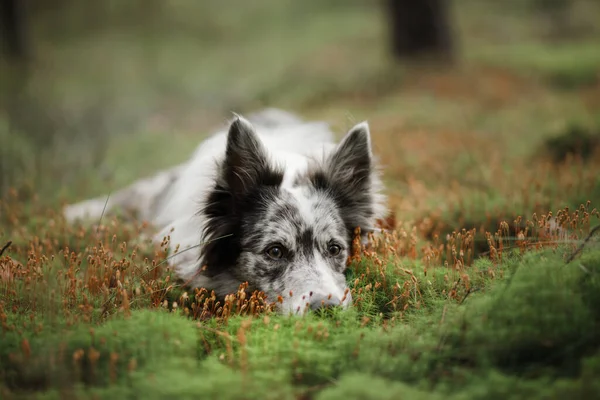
[64,109,388,314]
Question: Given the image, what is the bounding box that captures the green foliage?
[469,41,600,89]
[3,246,600,398]
[542,122,600,163]
[317,373,441,400]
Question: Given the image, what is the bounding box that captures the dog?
[64,109,387,314]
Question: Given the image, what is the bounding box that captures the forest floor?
[1,1,600,398]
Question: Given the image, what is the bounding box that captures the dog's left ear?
[320,122,376,234]
[330,122,372,183]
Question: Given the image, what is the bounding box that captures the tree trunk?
[0,0,30,195]
[0,0,28,61]
[386,0,454,61]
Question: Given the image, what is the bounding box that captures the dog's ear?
[329,122,372,185]
[223,116,282,198]
[318,122,376,234]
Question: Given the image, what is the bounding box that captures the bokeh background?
[1,0,599,221]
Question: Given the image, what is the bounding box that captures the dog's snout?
[308,294,340,310]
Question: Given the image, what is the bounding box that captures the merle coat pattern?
[64,109,387,314]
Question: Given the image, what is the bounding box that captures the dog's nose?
[308,294,340,310]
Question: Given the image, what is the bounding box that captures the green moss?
[1,310,198,391]
[317,373,441,400]
[3,227,600,398]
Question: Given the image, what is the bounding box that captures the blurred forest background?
[0,0,599,204]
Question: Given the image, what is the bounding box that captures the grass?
[2,0,600,398]
[2,204,599,399]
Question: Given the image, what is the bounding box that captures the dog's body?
[65,109,387,314]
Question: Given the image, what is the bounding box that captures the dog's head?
[201,116,383,314]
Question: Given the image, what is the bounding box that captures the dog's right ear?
[222,116,282,198]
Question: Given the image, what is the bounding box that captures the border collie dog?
[64,109,387,314]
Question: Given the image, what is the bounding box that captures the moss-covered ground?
[1,1,600,398]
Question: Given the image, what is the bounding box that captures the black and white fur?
[64,109,387,314]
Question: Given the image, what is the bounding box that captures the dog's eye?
[266,245,285,260]
[328,244,342,256]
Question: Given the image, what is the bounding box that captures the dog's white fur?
[64,109,387,313]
